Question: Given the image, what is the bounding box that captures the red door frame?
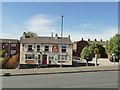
[42,55,47,64]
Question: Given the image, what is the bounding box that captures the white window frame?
[49,55,54,61]
[37,45,40,51]
[58,55,67,60]
[45,45,49,51]
[28,45,32,51]
[62,46,67,53]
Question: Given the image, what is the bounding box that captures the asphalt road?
[2,71,118,88]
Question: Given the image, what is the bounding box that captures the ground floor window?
[25,54,34,59]
[58,55,67,60]
[49,55,54,61]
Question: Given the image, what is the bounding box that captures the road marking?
[63,83,119,88]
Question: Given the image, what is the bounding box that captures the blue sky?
[2,2,118,41]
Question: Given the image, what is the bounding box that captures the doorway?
[42,55,47,64]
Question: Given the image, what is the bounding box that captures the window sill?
[62,52,68,53]
[44,51,50,53]
[27,50,33,52]
[36,51,41,52]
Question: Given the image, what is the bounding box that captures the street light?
[112,53,116,66]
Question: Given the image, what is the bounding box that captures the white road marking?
[63,83,119,88]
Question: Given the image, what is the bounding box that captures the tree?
[81,46,93,66]
[106,34,120,59]
[89,42,107,58]
[1,50,6,57]
[20,31,37,40]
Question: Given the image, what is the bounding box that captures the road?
[2,71,118,88]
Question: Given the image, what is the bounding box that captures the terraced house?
[20,34,73,68]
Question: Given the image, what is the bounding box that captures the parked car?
[109,57,119,62]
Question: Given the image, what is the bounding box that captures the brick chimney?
[88,38,90,41]
[68,35,70,39]
[81,38,84,41]
[94,39,97,41]
[51,32,53,37]
[55,34,58,39]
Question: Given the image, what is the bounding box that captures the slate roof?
[20,37,72,45]
[0,39,18,44]
[73,40,107,46]
[88,41,107,46]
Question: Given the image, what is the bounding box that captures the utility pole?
[60,15,64,68]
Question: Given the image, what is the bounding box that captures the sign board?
[25,60,34,64]
[52,46,58,52]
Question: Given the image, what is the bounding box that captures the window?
[11,44,16,47]
[25,54,34,59]
[28,45,32,51]
[58,55,60,60]
[11,50,16,55]
[37,45,40,51]
[62,46,66,52]
[38,55,41,59]
[49,55,54,61]
[45,46,49,51]
[58,55,67,60]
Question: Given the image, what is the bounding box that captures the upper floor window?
[45,46,49,51]
[62,46,66,53]
[28,45,32,51]
[11,44,16,47]
[37,45,40,51]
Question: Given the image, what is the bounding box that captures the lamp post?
[112,53,116,66]
[60,15,64,68]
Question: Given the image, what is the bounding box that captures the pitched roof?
[20,37,72,45]
[88,41,107,45]
[73,40,107,45]
[0,39,18,44]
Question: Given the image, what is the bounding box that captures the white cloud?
[24,14,60,36]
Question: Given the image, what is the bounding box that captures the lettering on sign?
[52,46,58,52]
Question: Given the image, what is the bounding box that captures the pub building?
[20,33,73,68]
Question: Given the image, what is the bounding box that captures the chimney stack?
[81,38,83,41]
[88,38,90,41]
[94,39,97,41]
[55,34,58,39]
[51,32,53,37]
[68,35,70,39]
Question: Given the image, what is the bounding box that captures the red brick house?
[73,38,107,58]
[73,38,89,57]
[0,39,20,57]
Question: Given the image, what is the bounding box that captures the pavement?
[0,58,119,76]
[0,64,119,76]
